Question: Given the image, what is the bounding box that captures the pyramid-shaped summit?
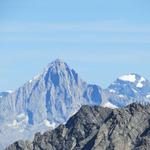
[0,59,103,149]
[46,59,67,70]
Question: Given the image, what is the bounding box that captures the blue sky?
[0,0,150,91]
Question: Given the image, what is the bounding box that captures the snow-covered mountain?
[106,73,150,107]
[0,59,105,149]
[0,60,150,149]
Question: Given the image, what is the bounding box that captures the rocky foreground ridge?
[6,103,150,150]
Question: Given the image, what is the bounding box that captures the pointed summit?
[47,59,67,68]
[45,59,71,78]
[51,58,66,65]
[28,59,68,84]
[53,58,65,64]
[0,59,103,149]
[43,59,80,87]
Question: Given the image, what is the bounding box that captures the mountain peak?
[48,59,66,66]
[107,73,150,107]
[45,59,69,73]
[117,73,146,83]
[109,73,148,91]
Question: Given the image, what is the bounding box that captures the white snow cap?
[118,74,136,82]
[109,89,116,93]
[119,74,146,88]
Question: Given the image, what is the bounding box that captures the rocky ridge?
[6,103,150,150]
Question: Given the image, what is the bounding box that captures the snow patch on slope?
[109,89,116,93]
[29,80,32,83]
[103,102,118,109]
[132,88,138,93]
[7,114,28,128]
[136,82,144,88]
[146,95,150,98]
[136,77,145,88]
[7,120,18,128]
[119,94,124,98]
[29,74,41,83]
[16,113,28,122]
[139,77,146,82]
[43,119,56,128]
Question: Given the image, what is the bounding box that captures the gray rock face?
[6,103,150,150]
[0,59,104,149]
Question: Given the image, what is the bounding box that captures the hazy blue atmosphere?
[0,0,150,91]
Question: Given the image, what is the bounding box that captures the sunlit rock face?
[0,59,103,149]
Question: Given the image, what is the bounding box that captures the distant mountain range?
[0,59,150,149]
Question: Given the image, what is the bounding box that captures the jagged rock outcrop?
[6,103,150,150]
